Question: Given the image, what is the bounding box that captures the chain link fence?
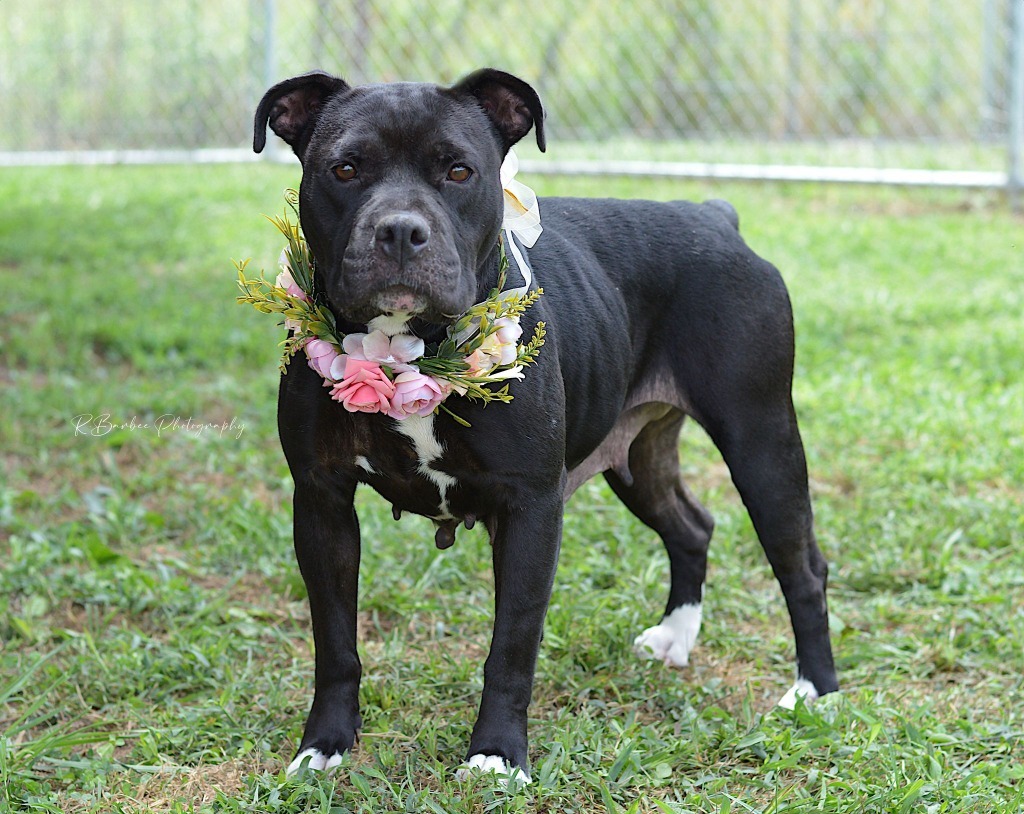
[2,0,1022,193]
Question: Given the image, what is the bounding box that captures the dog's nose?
[374,213,430,265]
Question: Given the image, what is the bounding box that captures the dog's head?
[253,69,545,327]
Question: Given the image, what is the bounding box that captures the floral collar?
[236,151,545,424]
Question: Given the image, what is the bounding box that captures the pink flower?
[342,330,424,366]
[386,371,449,420]
[304,339,342,379]
[275,265,309,303]
[329,358,396,414]
[494,316,523,346]
[464,348,495,376]
[479,333,519,366]
[465,317,522,374]
[328,354,349,381]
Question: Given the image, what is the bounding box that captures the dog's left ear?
[450,69,546,153]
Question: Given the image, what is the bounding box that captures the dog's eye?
[333,163,358,182]
[447,165,473,183]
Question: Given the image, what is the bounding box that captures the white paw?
[456,754,531,787]
[777,678,820,710]
[286,747,344,776]
[633,604,702,667]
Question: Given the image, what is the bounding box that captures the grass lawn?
[1,164,1022,813]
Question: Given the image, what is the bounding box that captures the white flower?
[487,365,525,381]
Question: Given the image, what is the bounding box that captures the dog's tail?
[703,199,740,232]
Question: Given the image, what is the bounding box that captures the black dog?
[252,68,838,782]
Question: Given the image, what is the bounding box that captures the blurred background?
[2,0,1022,195]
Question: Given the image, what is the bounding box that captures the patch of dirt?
[59,757,263,814]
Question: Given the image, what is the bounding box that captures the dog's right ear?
[254,71,350,160]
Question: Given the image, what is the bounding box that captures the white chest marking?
[367,313,412,336]
[354,455,377,474]
[393,413,458,518]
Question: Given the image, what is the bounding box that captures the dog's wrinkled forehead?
[308,83,500,169]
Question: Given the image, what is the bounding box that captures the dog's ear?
[450,69,546,153]
[254,71,350,160]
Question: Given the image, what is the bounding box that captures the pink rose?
[329,358,396,414]
[305,339,341,380]
[386,371,449,420]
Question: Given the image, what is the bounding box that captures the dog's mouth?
[336,284,461,330]
[371,285,430,317]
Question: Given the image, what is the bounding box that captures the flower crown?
[235,157,545,425]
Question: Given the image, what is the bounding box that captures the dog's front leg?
[286,474,363,775]
[463,488,564,784]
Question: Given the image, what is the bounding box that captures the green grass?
[1,164,1022,813]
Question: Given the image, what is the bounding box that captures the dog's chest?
[352,414,464,521]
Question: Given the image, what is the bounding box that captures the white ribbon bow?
[499,149,541,297]
[500,150,542,248]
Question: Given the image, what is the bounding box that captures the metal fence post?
[1010,0,1024,209]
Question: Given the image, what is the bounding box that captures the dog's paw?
[633,604,702,667]
[286,747,344,776]
[456,754,531,788]
[776,678,820,710]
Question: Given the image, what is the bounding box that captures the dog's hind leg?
[699,388,839,706]
[604,409,715,668]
